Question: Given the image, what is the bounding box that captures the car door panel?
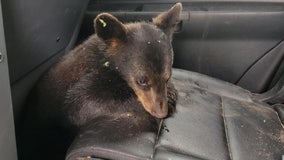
[172,6,284,93]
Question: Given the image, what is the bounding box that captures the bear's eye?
[137,78,148,87]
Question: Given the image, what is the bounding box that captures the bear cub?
[32,3,181,132]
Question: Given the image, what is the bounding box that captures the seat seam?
[152,119,164,160]
[154,146,210,160]
[220,96,233,160]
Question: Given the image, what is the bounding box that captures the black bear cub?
[32,3,181,132]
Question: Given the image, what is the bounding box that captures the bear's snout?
[150,99,168,119]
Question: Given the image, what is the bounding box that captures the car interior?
[0,0,284,160]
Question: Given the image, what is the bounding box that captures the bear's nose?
[151,100,168,118]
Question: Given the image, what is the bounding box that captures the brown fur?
[28,3,182,130]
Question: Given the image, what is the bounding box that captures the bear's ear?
[94,13,127,43]
[152,3,182,39]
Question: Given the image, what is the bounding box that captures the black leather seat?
[66,69,284,160]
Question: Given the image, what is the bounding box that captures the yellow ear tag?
[103,61,110,67]
[99,18,107,27]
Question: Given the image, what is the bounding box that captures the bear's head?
[94,3,182,118]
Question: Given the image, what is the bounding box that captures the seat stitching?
[220,96,233,160]
[152,119,164,160]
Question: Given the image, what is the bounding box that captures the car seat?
[2,1,283,159]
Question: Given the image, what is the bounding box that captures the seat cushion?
[66,68,284,160]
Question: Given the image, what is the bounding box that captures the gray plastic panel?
[2,0,89,123]
[237,41,284,92]
[2,0,88,84]
[172,10,284,92]
[0,1,17,160]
